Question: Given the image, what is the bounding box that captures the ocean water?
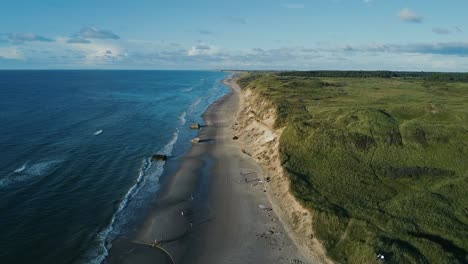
[0,70,229,264]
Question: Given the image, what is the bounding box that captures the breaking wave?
[84,129,179,264]
[178,111,186,126]
[0,160,63,189]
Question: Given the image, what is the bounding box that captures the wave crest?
[0,160,63,189]
[178,112,186,126]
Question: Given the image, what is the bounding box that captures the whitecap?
[25,160,63,176]
[178,112,187,126]
[94,130,103,136]
[0,159,63,189]
[14,163,27,173]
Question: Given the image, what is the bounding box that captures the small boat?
[94,130,103,136]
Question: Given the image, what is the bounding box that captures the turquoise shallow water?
[0,70,229,264]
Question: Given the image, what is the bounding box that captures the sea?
[0,70,229,264]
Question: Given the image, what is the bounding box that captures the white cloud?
[398,8,423,23]
[187,44,218,56]
[1,37,126,67]
[4,30,468,71]
[68,41,126,63]
[0,46,24,60]
[432,28,452,35]
[3,33,54,44]
[74,27,120,40]
[67,37,92,44]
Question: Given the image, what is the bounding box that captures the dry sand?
[107,75,323,264]
[232,81,333,264]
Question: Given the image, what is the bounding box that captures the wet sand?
[107,76,310,264]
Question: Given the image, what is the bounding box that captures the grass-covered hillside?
[238,73,468,264]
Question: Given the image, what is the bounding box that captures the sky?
[1,0,468,71]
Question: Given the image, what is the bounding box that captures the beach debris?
[266,176,271,182]
[240,170,255,176]
[258,204,273,211]
[152,239,162,247]
[241,149,251,156]
[232,136,239,140]
[256,232,269,240]
[190,137,200,144]
[376,254,385,262]
[151,154,167,161]
[180,208,193,216]
[244,177,260,183]
[290,260,306,264]
[190,123,201,130]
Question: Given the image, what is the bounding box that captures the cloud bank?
[398,8,423,23]
[75,27,120,40]
[3,24,468,71]
[3,33,54,44]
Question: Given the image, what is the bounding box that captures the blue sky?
[1,0,468,70]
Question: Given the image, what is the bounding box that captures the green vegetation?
[238,72,468,264]
[278,71,468,82]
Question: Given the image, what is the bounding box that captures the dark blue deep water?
[0,70,229,264]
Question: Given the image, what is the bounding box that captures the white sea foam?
[0,160,62,189]
[85,129,179,264]
[178,111,186,126]
[14,163,27,173]
[26,160,63,176]
[192,97,202,107]
[86,159,149,264]
[94,130,103,136]
[183,87,193,92]
[188,97,202,114]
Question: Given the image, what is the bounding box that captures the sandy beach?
[107,75,314,264]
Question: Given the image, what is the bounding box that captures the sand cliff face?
[233,88,333,264]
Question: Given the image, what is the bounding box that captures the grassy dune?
[238,73,468,264]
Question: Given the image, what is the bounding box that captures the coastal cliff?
[231,72,468,264]
[232,86,333,264]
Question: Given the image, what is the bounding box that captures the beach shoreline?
[232,81,333,264]
[107,74,313,264]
